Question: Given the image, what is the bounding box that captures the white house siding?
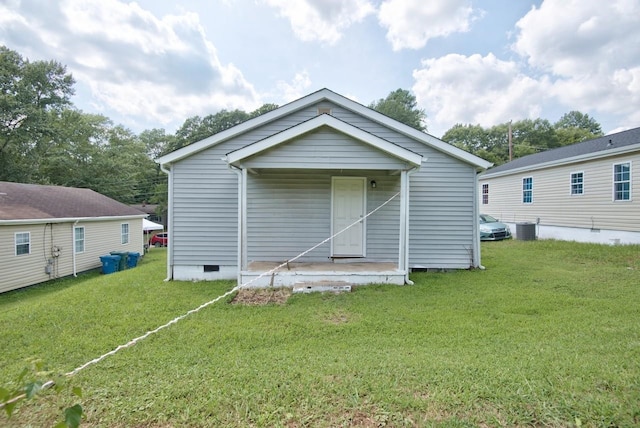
[0,218,143,293]
[479,152,640,236]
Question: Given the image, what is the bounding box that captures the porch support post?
[399,169,409,273]
[240,168,248,272]
[472,170,481,268]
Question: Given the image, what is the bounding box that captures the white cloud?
[262,0,375,44]
[275,71,313,102]
[513,0,640,130]
[513,0,640,76]
[412,53,551,136]
[0,0,261,128]
[378,0,477,50]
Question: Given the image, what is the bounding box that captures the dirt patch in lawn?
[231,288,291,305]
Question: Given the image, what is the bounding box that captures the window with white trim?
[74,226,85,253]
[522,177,533,204]
[121,223,129,244]
[15,232,30,256]
[613,162,631,201]
[570,172,584,195]
[482,183,489,204]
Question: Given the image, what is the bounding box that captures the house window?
[482,184,489,204]
[15,232,30,256]
[522,177,533,204]
[570,172,584,195]
[74,226,85,253]
[121,223,129,244]
[613,162,631,201]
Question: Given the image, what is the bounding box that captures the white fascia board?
[0,214,146,226]
[224,114,423,167]
[481,143,640,179]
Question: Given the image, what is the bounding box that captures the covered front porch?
[241,260,407,288]
[224,113,425,288]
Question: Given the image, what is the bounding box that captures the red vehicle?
[149,233,168,247]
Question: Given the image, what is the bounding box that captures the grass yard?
[1,241,639,427]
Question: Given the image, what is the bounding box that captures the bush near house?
[1,242,639,427]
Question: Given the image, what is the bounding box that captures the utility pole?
[508,120,513,162]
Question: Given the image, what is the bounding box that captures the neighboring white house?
[157,88,492,287]
[479,127,640,244]
[0,182,146,293]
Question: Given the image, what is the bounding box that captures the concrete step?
[292,281,353,294]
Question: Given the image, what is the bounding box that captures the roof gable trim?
[224,114,424,167]
[157,88,491,169]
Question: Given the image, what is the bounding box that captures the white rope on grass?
[1,191,400,408]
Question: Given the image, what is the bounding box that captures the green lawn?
[1,241,639,427]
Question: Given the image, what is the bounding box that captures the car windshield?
[480,214,498,223]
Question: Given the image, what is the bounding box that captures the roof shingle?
[0,182,146,221]
[482,126,640,176]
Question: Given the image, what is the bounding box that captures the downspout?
[160,164,173,281]
[473,170,485,270]
[72,220,79,277]
[401,165,421,285]
[227,163,245,286]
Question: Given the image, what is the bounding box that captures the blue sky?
[1,0,639,138]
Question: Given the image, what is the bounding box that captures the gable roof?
[0,182,146,223]
[225,113,423,168]
[482,127,640,178]
[157,88,491,170]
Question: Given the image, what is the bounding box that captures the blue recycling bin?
[109,251,128,271]
[127,252,141,268]
[100,255,121,274]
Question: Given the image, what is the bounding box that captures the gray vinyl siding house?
[479,127,640,244]
[0,182,146,293]
[158,89,492,287]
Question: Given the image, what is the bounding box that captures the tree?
[0,46,75,181]
[555,111,602,135]
[554,111,603,146]
[249,103,278,119]
[169,104,280,153]
[369,89,426,131]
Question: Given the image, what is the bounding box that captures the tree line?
[442,112,603,166]
[1,45,603,211]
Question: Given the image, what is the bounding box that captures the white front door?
[332,177,366,257]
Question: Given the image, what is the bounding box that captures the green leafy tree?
[0,46,75,181]
[369,89,426,131]
[554,111,603,145]
[249,103,278,119]
[168,104,280,153]
[555,111,602,135]
[443,111,604,166]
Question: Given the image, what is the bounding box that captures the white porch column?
[399,169,409,272]
[237,168,248,273]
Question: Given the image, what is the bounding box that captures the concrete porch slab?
[241,261,406,288]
